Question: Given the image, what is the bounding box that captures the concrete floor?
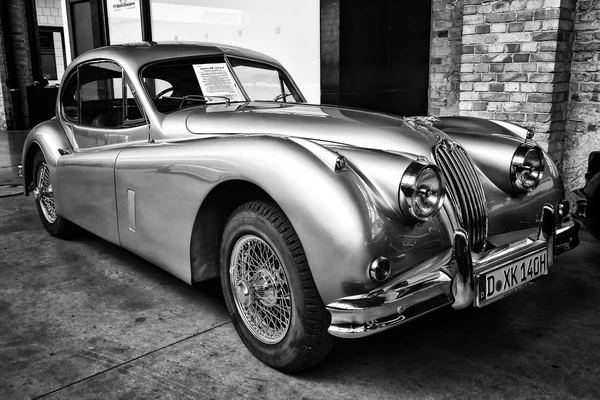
[1,130,600,399]
[0,130,27,196]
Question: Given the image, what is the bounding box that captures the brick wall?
[564,1,600,193]
[0,25,9,130]
[456,0,576,168]
[1,0,39,129]
[36,0,65,82]
[429,0,464,116]
[36,0,63,26]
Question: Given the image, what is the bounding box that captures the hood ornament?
[439,139,457,152]
[404,116,441,127]
[404,116,442,141]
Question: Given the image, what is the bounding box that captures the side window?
[66,61,149,149]
[79,62,124,128]
[61,71,78,122]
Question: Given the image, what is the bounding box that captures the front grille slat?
[437,150,474,234]
[434,141,488,253]
[454,149,484,243]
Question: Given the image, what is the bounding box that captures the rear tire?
[219,201,335,373]
[32,151,74,238]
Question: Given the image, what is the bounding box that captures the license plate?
[476,249,548,307]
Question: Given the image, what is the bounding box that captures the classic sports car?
[573,151,600,241]
[20,42,580,372]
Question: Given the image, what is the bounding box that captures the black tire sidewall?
[220,209,310,370]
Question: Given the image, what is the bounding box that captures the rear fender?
[21,119,72,199]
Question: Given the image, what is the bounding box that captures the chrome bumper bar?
[326,204,580,339]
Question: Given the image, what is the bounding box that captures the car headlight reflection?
[511,144,544,193]
[399,161,444,223]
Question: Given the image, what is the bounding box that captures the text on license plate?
[477,250,548,307]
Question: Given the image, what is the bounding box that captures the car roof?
[67,41,282,74]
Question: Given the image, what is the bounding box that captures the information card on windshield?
[192,63,241,103]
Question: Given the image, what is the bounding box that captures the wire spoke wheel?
[230,235,292,344]
[36,162,57,223]
[31,151,74,238]
[220,201,334,372]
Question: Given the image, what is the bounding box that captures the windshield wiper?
[272,92,294,102]
[169,94,231,107]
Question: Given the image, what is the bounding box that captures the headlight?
[399,161,445,222]
[510,144,544,192]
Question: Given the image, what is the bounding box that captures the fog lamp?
[369,256,391,283]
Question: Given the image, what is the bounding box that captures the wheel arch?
[23,142,43,195]
[21,119,72,196]
[190,179,275,283]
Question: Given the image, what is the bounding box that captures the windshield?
[141,56,303,114]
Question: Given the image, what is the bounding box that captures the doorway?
[322,1,432,116]
[66,0,108,57]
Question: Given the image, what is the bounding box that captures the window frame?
[138,54,306,115]
[227,57,302,104]
[39,26,66,81]
[60,67,79,124]
[60,59,147,130]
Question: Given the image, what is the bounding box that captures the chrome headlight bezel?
[399,161,445,223]
[510,143,545,193]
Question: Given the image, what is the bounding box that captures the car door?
[55,61,149,245]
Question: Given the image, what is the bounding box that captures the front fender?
[114,134,449,304]
[21,118,72,195]
[436,117,565,235]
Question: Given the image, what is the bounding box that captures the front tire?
[220,201,335,373]
[32,151,74,238]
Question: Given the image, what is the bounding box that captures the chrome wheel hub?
[235,281,252,307]
[230,235,292,344]
[36,162,56,223]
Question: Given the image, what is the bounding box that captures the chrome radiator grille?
[434,141,488,253]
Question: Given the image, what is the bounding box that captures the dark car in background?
[573,151,600,241]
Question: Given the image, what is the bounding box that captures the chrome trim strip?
[127,189,136,231]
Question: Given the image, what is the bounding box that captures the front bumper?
[326,204,580,338]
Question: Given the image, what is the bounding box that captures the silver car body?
[21,43,579,338]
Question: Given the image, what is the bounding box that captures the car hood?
[184,102,445,157]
